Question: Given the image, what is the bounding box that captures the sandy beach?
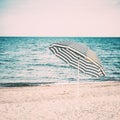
[0,81,120,120]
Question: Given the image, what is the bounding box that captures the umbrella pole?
[77,58,80,97]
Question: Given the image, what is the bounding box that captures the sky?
[0,0,120,36]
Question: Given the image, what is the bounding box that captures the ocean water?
[0,37,120,87]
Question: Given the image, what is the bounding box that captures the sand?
[0,81,120,120]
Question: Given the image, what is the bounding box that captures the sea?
[0,37,120,87]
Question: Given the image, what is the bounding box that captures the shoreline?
[0,81,120,120]
[0,80,120,88]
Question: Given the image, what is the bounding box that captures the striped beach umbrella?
[49,41,105,80]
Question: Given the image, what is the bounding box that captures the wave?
[0,82,55,87]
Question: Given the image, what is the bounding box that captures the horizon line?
[0,36,120,38]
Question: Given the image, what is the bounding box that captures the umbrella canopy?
[49,41,105,78]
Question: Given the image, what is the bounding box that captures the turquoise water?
[0,37,120,87]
